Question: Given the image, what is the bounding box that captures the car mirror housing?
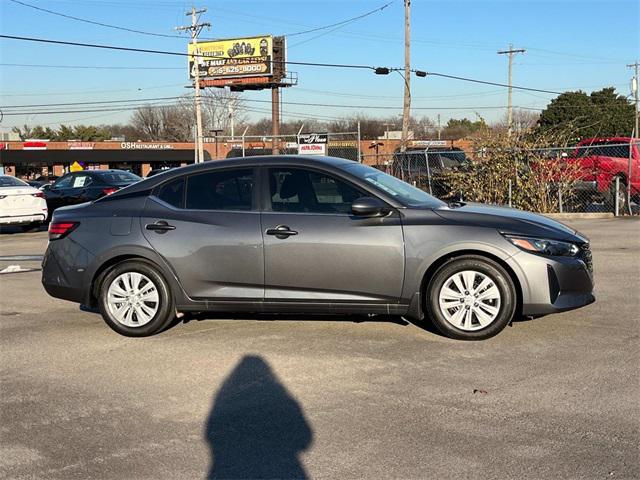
[351,196,390,217]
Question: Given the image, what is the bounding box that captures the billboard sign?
[298,133,328,156]
[189,36,273,80]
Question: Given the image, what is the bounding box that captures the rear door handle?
[146,221,176,233]
[266,225,298,238]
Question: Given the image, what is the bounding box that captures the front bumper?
[507,248,595,316]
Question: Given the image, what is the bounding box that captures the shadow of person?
[205,355,313,479]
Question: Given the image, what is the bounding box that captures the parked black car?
[392,148,468,198]
[43,170,141,214]
[42,155,594,340]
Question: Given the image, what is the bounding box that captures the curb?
[544,213,615,219]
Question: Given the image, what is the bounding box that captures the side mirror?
[351,196,390,217]
[40,184,51,192]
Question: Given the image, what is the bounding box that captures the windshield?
[341,163,446,208]
[0,176,29,187]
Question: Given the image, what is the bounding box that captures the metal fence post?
[614,176,620,216]
[508,179,512,207]
[558,186,563,213]
[357,121,362,162]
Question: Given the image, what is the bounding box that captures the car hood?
[433,203,586,242]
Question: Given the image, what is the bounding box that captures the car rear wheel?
[425,256,516,340]
[98,260,175,337]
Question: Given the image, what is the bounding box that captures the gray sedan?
[42,156,594,340]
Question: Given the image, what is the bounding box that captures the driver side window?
[268,168,364,214]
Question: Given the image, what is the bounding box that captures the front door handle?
[266,225,298,238]
[146,220,176,233]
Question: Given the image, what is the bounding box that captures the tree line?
[11,87,634,144]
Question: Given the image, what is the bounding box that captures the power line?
[7,0,183,38]
[0,62,182,70]
[286,1,395,36]
[421,71,563,95]
[0,34,377,71]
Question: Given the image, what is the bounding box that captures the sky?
[0,0,638,133]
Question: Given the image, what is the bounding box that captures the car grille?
[577,243,593,274]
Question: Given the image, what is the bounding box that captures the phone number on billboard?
[202,64,269,77]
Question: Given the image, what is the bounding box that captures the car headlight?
[504,235,580,257]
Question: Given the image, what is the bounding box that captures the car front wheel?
[425,256,517,340]
[98,260,175,337]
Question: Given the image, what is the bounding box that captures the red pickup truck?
[565,137,639,209]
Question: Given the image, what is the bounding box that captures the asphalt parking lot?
[1,218,639,480]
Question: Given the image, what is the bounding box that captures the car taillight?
[32,191,45,198]
[102,187,118,195]
[48,221,79,240]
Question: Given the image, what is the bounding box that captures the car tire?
[425,255,517,340]
[98,260,175,337]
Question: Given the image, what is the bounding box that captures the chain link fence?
[212,132,361,162]
[363,140,639,215]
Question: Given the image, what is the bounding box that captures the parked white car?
[0,175,48,230]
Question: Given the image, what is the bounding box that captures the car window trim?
[259,165,373,214]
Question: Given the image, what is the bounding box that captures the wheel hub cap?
[438,270,501,331]
[106,272,159,327]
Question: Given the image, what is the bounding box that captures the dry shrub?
[443,130,584,213]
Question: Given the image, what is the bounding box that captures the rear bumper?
[0,213,47,225]
[41,242,93,304]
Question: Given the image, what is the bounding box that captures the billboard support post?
[272,87,280,155]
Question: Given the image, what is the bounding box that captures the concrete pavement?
[1,218,639,479]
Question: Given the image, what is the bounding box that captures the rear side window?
[156,178,185,208]
[186,169,253,210]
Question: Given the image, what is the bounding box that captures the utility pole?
[177,7,210,163]
[628,62,639,138]
[437,114,441,140]
[228,103,235,139]
[400,0,411,152]
[498,44,525,136]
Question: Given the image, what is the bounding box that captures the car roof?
[113,155,356,196]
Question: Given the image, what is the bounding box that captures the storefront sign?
[70,161,84,172]
[410,140,449,148]
[23,141,47,150]
[120,142,174,150]
[298,133,327,155]
[69,142,94,150]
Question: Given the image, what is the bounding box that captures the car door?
[46,174,75,211]
[141,168,264,300]
[261,166,404,303]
